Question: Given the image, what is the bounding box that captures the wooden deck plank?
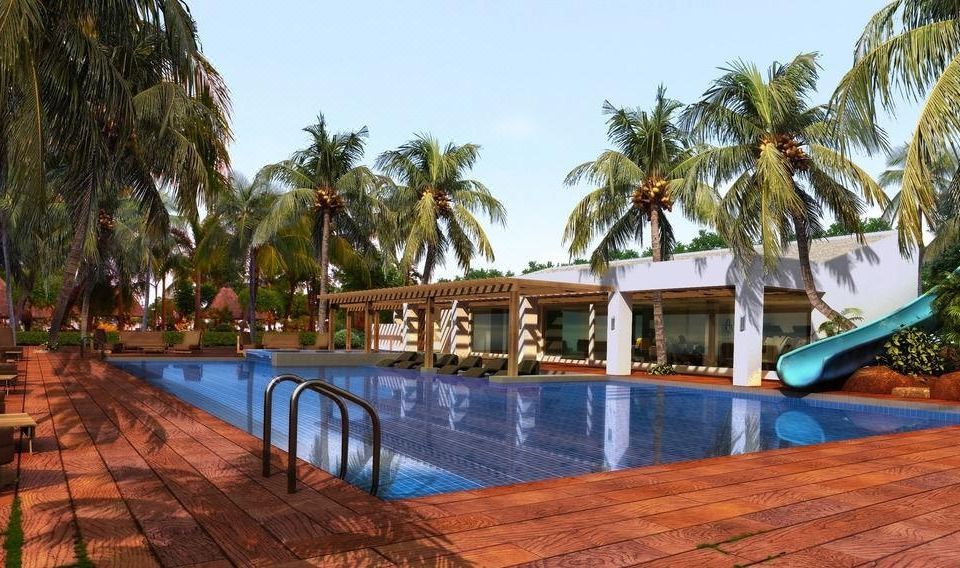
[12,351,960,566]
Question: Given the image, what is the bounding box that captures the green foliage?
[674,230,727,254]
[441,267,515,282]
[817,308,865,338]
[923,241,960,291]
[201,331,240,347]
[878,327,944,377]
[333,329,364,349]
[522,260,557,274]
[4,497,22,568]
[813,217,892,239]
[933,274,960,344]
[648,364,676,376]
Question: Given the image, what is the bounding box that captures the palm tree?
[563,87,716,365]
[216,172,278,333]
[255,114,379,333]
[1,2,232,345]
[376,135,506,284]
[170,214,229,330]
[879,144,960,269]
[681,53,887,330]
[833,1,960,256]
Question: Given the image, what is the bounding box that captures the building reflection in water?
[729,398,762,454]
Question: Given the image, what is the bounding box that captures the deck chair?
[0,328,22,360]
[437,355,482,375]
[377,351,415,367]
[434,353,459,368]
[494,359,541,376]
[461,357,508,377]
[394,352,425,370]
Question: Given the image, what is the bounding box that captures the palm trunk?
[318,208,332,333]
[917,206,926,294]
[307,278,317,331]
[141,266,151,331]
[80,283,91,346]
[1,216,17,343]
[650,207,668,365]
[421,244,437,285]
[193,269,203,330]
[791,211,852,330]
[249,252,258,334]
[160,272,167,331]
[49,187,92,345]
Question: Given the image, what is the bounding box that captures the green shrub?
[15,330,120,346]
[878,327,945,376]
[299,331,316,347]
[200,331,239,347]
[333,329,364,349]
[649,364,676,376]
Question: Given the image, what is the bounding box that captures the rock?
[930,372,960,401]
[842,366,927,395]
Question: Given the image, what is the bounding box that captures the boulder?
[930,372,960,401]
[842,366,927,395]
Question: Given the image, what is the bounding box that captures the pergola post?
[508,290,520,376]
[424,297,435,368]
[328,304,336,351]
[364,302,372,353]
[345,310,353,352]
[373,309,381,353]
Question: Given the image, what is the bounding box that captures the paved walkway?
[5,351,960,566]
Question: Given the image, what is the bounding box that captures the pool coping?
[107,356,960,416]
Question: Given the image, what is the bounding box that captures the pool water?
[111,359,960,499]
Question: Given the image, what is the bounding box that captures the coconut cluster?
[760,134,809,172]
[315,186,345,212]
[98,208,115,231]
[631,178,673,213]
[425,188,453,215]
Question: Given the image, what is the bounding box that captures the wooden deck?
[6,350,960,566]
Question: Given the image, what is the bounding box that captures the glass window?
[544,306,591,359]
[762,306,811,370]
[472,308,508,353]
[632,298,735,366]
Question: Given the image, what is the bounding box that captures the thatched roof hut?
[209,287,243,320]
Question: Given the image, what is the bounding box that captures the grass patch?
[71,535,93,568]
[4,498,22,568]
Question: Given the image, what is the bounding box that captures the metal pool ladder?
[261,373,382,496]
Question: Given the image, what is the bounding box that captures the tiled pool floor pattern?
[111,360,960,500]
[9,351,960,566]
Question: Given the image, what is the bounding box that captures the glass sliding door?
[472,308,508,353]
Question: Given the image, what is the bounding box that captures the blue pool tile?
[111,359,960,499]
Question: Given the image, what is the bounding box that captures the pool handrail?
[287,379,382,496]
[261,373,349,481]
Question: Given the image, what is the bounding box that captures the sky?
[190,0,912,279]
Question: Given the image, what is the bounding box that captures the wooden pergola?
[318,278,609,375]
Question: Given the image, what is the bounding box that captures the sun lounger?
[169,331,202,354]
[376,351,416,367]
[437,355,483,375]
[494,359,541,376]
[261,332,301,350]
[462,357,508,377]
[0,328,22,360]
[115,331,167,354]
[394,352,426,369]
[434,354,459,368]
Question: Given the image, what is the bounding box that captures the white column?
[605,291,633,376]
[587,303,596,363]
[733,276,764,386]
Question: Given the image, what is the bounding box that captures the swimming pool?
[111,359,960,499]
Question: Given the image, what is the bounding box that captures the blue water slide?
[776,290,938,389]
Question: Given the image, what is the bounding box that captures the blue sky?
[191,0,909,278]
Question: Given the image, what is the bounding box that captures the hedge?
[15,329,363,348]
